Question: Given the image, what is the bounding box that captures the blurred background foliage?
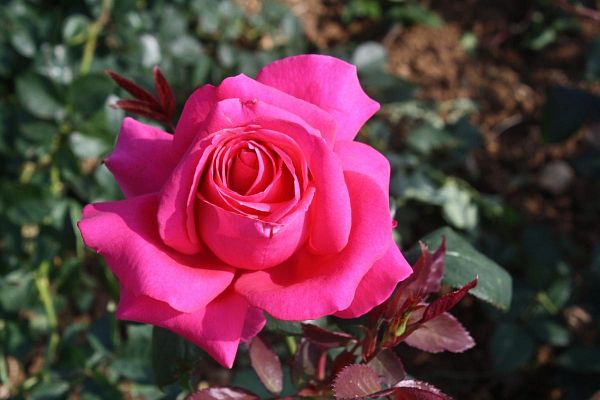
[0,0,599,398]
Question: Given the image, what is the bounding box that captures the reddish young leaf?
[302,323,356,348]
[386,240,446,320]
[367,349,406,387]
[248,336,283,395]
[291,339,322,389]
[371,380,452,400]
[333,364,382,399]
[153,66,176,119]
[331,350,358,379]
[421,278,477,323]
[112,99,168,123]
[186,387,259,400]
[361,327,378,361]
[106,69,158,104]
[404,312,475,353]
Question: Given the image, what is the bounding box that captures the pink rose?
[78,55,412,368]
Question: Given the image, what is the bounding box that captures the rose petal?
[234,171,392,320]
[241,307,267,343]
[173,84,217,157]
[78,194,235,312]
[334,140,390,198]
[334,240,412,318]
[116,287,258,368]
[104,118,178,198]
[173,74,337,155]
[195,98,352,254]
[257,54,379,142]
[157,138,213,254]
[218,74,337,145]
[197,187,315,270]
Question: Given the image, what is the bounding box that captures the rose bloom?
[79,55,412,367]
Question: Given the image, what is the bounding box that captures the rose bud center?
[195,129,315,270]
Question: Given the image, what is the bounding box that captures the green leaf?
[529,319,571,346]
[405,123,456,155]
[416,227,512,310]
[68,74,113,118]
[112,324,153,381]
[541,86,600,143]
[585,36,600,81]
[352,42,386,71]
[490,323,534,372]
[439,180,478,230]
[151,326,205,389]
[263,314,302,336]
[62,14,90,45]
[16,73,64,120]
[0,270,34,312]
[10,22,36,58]
[69,131,111,159]
[557,346,600,373]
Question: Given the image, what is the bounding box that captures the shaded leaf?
[333,364,381,399]
[16,73,64,120]
[490,323,534,372]
[264,314,303,336]
[187,387,259,400]
[249,336,283,395]
[405,313,475,353]
[302,323,356,348]
[557,346,600,373]
[372,380,452,400]
[541,86,600,143]
[367,349,406,386]
[331,351,358,379]
[291,339,321,389]
[152,327,204,389]
[417,227,512,310]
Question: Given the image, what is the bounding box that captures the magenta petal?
[218,74,337,145]
[173,84,217,157]
[194,99,352,255]
[334,140,390,198]
[157,140,212,255]
[334,240,412,318]
[257,54,380,142]
[116,287,255,368]
[240,307,267,343]
[104,118,178,198]
[197,187,315,270]
[78,194,235,313]
[234,171,392,320]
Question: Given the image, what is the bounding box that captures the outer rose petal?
[116,287,260,368]
[78,194,235,313]
[257,54,380,142]
[334,240,412,318]
[105,118,178,198]
[173,75,337,156]
[234,171,391,320]
[173,84,217,157]
[241,307,267,343]
[217,74,337,146]
[334,140,390,198]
